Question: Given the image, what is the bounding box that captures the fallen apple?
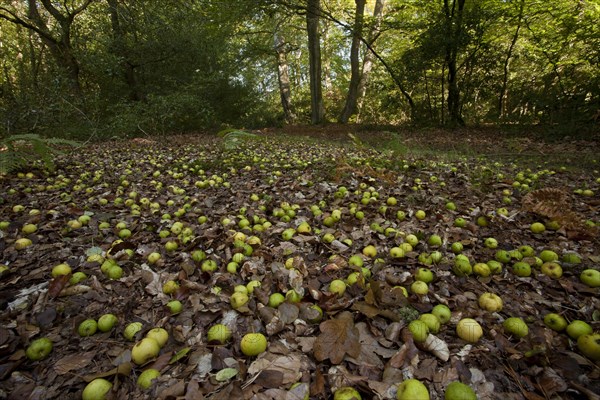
[503,317,529,338]
[329,279,347,297]
[51,263,71,277]
[268,292,286,308]
[473,263,491,277]
[207,324,232,344]
[166,300,183,314]
[78,319,98,337]
[147,252,161,264]
[82,378,112,400]
[97,314,118,332]
[69,271,88,285]
[543,313,568,331]
[362,245,377,258]
[580,269,600,287]
[131,337,160,365]
[419,313,441,333]
[124,322,143,341]
[577,333,600,361]
[539,250,558,263]
[415,268,434,283]
[408,320,429,342]
[456,318,483,343]
[396,379,429,400]
[566,320,593,340]
[411,281,429,295]
[137,368,160,389]
[334,386,362,400]
[162,280,180,295]
[25,337,53,361]
[478,293,503,312]
[146,327,169,347]
[512,262,531,277]
[530,222,545,233]
[230,292,249,309]
[483,237,498,249]
[444,381,477,400]
[432,304,452,324]
[540,262,563,279]
[240,332,268,356]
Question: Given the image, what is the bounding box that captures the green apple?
[415,268,434,283]
[405,234,419,247]
[566,320,593,340]
[97,314,118,332]
[483,237,498,249]
[106,265,123,279]
[230,292,249,309]
[131,337,160,365]
[473,263,491,277]
[503,317,529,338]
[454,218,467,228]
[411,281,429,295]
[191,250,207,262]
[419,313,441,333]
[82,378,112,400]
[207,324,232,344]
[21,223,37,234]
[146,327,169,348]
[124,322,143,341]
[329,279,347,297]
[268,292,285,308]
[390,247,405,258]
[162,280,179,295]
[530,222,545,233]
[282,228,296,240]
[69,271,88,285]
[201,259,218,273]
[580,269,600,287]
[495,250,511,264]
[285,289,302,303]
[240,332,268,356]
[450,242,463,254]
[478,293,503,312]
[453,257,472,277]
[432,304,452,324]
[456,318,483,343]
[444,381,476,400]
[446,202,456,211]
[561,253,581,264]
[25,337,53,361]
[78,319,98,337]
[147,252,161,264]
[512,262,531,277]
[51,263,71,278]
[396,379,429,400]
[348,255,364,267]
[430,251,443,263]
[334,386,362,400]
[486,260,503,274]
[362,245,377,258]
[539,250,558,263]
[246,280,261,294]
[577,333,600,361]
[166,300,183,314]
[165,241,178,252]
[540,262,562,279]
[408,320,429,342]
[415,210,426,220]
[543,313,568,331]
[518,245,535,257]
[137,368,160,389]
[428,235,442,247]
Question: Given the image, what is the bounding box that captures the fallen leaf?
[314,311,361,364]
[54,351,95,374]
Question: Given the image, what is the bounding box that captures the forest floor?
[0,126,599,400]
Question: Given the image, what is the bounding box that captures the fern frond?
[0,133,80,174]
[220,129,258,150]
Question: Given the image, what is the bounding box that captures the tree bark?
[306,0,325,124]
[443,0,466,126]
[356,0,385,122]
[339,0,366,124]
[0,1,92,98]
[107,0,144,102]
[498,0,524,118]
[274,33,296,123]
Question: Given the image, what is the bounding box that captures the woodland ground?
[0,125,599,400]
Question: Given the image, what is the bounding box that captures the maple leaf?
[313,311,361,364]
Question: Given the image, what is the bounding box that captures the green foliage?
[218,129,258,150]
[0,134,79,174]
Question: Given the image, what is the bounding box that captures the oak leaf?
[313,311,360,364]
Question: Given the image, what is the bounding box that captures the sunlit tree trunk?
[306,0,325,124]
[274,33,296,123]
[339,0,366,124]
[356,0,385,122]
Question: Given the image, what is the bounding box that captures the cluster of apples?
[332,379,478,400]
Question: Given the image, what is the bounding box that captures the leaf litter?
[0,130,599,399]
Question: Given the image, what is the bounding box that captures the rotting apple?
[137,368,160,390]
[540,262,563,279]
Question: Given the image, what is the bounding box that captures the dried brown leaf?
[314,311,361,364]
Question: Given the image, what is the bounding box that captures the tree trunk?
[498,0,524,118]
[107,0,144,101]
[306,0,325,124]
[339,0,366,124]
[274,33,296,123]
[356,0,385,122]
[443,0,465,126]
